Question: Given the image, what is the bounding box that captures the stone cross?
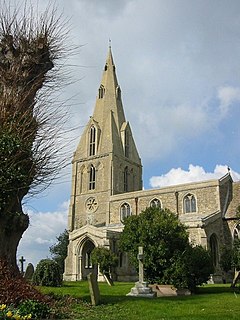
[19,256,26,274]
[138,246,144,283]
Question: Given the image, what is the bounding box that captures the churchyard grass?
[39,282,240,320]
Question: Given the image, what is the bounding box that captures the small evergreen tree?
[33,259,62,287]
[50,229,69,274]
[165,245,214,292]
[91,247,118,274]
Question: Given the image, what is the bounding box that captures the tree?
[50,229,69,274]
[0,1,69,275]
[220,239,240,287]
[91,247,118,275]
[120,207,213,291]
[119,207,189,283]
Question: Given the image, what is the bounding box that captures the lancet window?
[89,125,96,156]
[98,84,105,99]
[89,164,96,190]
[120,203,131,221]
[210,233,219,267]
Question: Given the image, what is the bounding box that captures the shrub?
[164,245,214,292]
[33,259,62,287]
[0,259,48,305]
[18,300,50,319]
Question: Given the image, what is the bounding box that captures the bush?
[164,245,214,292]
[33,259,62,287]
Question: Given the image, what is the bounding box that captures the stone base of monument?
[126,281,156,298]
[150,284,191,297]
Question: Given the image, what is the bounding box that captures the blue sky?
[17,0,240,268]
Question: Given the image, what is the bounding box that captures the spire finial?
[109,38,111,48]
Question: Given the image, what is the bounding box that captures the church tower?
[68,46,142,232]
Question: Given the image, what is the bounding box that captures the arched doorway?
[80,239,97,280]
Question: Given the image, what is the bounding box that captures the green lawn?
[39,282,240,320]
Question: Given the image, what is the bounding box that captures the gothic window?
[210,233,219,267]
[233,224,240,239]
[89,165,96,190]
[124,130,129,158]
[150,198,161,209]
[124,166,128,192]
[89,125,96,156]
[120,202,131,221]
[183,194,196,213]
[85,250,92,268]
[98,84,105,99]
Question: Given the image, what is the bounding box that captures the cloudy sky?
[16,0,240,268]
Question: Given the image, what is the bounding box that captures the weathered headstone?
[87,272,100,306]
[127,246,156,298]
[103,272,114,286]
[24,263,34,282]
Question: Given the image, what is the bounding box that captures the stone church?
[64,47,240,282]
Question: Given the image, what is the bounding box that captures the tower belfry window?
[98,85,105,99]
[124,166,128,192]
[89,165,96,190]
[124,130,129,158]
[89,126,96,156]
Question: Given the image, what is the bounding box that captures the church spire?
[92,46,126,131]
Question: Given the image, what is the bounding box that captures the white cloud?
[218,86,240,117]
[150,164,240,188]
[17,202,69,268]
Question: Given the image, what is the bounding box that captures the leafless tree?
[0,1,71,273]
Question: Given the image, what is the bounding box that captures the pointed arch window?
[89,165,96,190]
[183,194,196,213]
[210,233,219,267]
[89,125,96,156]
[150,198,161,209]
[233,224,240,239]
[120,203,131,221]
[98,84,105,99]
[85,250,93,268]
[124,166,128,192]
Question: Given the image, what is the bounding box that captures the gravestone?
[19,256,26,274]
[127,246,156,298]
[103,272,114,286]
[24,263,34,282]
[87,272,100,306]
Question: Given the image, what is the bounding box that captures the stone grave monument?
[87,272,100,306]
[24,263,34,282]
[127,246,156,298]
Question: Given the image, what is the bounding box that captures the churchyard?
[39,281,240,320]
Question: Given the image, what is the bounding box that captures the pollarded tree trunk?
[0,3,65,282]
[0,204,29,273]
